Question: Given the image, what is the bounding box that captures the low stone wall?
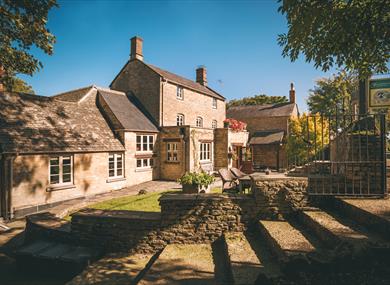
[70,194,256,253]
[251,175,309,220]
[26,177,310,253]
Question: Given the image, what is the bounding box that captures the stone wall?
[70,194,256,253]
[251,176,309,220]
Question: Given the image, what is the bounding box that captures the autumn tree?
[227,94,288,108]
[278,0,390,79]
[307,71,358,116]
[287,113,329,166]
[0,0,57,90]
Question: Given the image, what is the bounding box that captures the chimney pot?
[130,36,143,61]
[289,82,295,104]
[196,66,207,86]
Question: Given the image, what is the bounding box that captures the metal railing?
[288,113,387,197]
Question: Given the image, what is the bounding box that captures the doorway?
[232,145,243,169]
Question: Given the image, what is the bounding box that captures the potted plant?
[177,171,215,194]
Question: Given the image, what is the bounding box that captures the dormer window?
[212,98,217,109]
[196,116,203,128]
[177,114,185,126]
[177,86,183,100]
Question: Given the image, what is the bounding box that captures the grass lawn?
[63,187,223,220]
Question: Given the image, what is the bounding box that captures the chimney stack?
[289,82,295,104]
[196,66,207,86]
[130,36,143,61]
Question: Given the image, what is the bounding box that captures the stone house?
[227,85,299,171]
[0,36,248,220]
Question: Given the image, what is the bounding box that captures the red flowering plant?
[223,118,247,132]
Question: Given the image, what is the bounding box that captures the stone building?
[227,84,299,171]
[0,36,248,220]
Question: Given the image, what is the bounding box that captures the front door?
[233,145,243,169]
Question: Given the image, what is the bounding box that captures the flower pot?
[182,184,211,194]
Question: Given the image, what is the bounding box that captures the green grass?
[63,187,223,220]
[89,190,179,212]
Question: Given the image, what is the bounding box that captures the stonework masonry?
[24,177,309,254]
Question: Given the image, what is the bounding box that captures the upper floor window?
[200,142,211,161]
[49,155,73,185]
[177,114,185,126]
[109,153,124,178]
[177,86,183,100]
[212,98,217,109]
[196,116,203,128]
[136,134,154,152]
[167,142,178,161]
[212,120,217,129]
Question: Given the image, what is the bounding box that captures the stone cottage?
[0,36,248,220]
[227,84,299,171]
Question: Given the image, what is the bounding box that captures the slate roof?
[249,130,285,145]
[0,91,124,154]
[227,103,297,119]
[145,63,225,100]
[98,89,158,132]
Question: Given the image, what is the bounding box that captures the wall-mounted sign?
[369,78,390,108]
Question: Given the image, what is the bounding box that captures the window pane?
[50,165,59,175]
[137,136,141,143]
[117,160,123,169]
[50,175,60,184]
[173,153,177,161]
[109,169,115,177]
[150,159,154,167]
[63,174,71,183]
[143,159,148,166]
[63,165,71,174]
[50,157,59,166]
[137,159,142,167]
[117,168,122,176]
[63,157,71,165]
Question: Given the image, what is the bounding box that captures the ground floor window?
[200,142,211,161]
[109,153,124,178]
[167,142,178,161]
[49,155,73,185]
[136,157,154,169]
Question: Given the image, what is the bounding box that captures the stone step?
[333,198,390,240]
[139,244,215,285]
[67,252,155,285]
[223,232,264,285]
[299,210,370,249]
[258,220,316,272]
[15,240,101,276]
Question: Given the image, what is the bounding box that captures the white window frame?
[49,155,73,186]
[196,116,203,128]
[212,98,217,109]
[136,134,154,152]
[177,114,185,126]
[177,86,184,100]
[212,120,217,129]
[199,142,211,162]
[108,153,124,178]
[167,142,178,161]
[136,157,154,169]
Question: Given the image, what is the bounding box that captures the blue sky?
[21,0,336,111]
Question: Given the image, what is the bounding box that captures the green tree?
[227,94,288,108]
[0,0,57,89]
[9,76,34,94]
[307,71,358,116]
[278,0,390,78]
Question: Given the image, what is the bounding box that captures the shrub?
[177,171,215,188]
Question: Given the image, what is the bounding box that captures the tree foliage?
[0,0,57,89]
[287,113,329,165]
[278,0,390,78]
[9,76,34,94]
[227,94,288,108]
[307,71,358,116]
